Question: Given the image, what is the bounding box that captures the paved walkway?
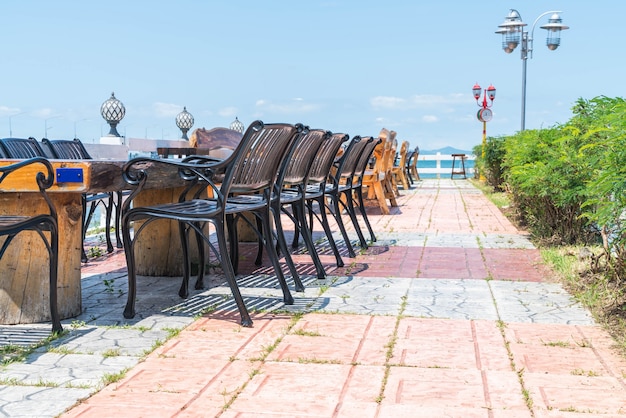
[2,179,626,417]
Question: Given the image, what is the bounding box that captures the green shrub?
[502,127,593,244]
[474,136,507,191]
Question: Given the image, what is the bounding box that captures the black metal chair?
[406,146,420,184]
[340,136,381,244]
[120,121,302,327]
[293,132,350,268]
[0,137,47,158]
[0,157,62,333]
[327,136,376,257]
[42,138,118,262]
[254,128,330,282]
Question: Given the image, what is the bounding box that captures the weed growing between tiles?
[375,294,408,404]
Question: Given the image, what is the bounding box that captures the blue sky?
[0,1,619,151]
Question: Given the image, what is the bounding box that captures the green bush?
[473,94,626,256]
[502,127,593,244]
[473,136,507,191]
[575,96,626,276]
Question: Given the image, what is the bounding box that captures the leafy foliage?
[481,95,626,277]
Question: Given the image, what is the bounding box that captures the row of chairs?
[0,137,122,262]
[121,121,382,327]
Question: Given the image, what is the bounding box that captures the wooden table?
[0,159,191,325]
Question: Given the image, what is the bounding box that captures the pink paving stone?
[503,323,626,378]
[378,405,531,418]
[482,248,551,282]
[180,312,294,361]
[225,362,385,417]
[418,247,488,279]
[393,319,512,371]
[524,373,626,414]
[268,314,395,365]
[383,367,528,412]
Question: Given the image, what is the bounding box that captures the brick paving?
[1,178,624,417]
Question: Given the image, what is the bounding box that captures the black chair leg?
[214,220,253,327]
[329,194,356,258]
[342,190,368,249]
[114,191,123,248]
[81,195,89,263]
[178,222,190,299]
[122,217,137,320]
[271,204,305,291]
[293,199,325,280]
[227,214,239,275]
[47,221,62,333]
[258,209,293,305]
[104,196,114,253]
[193,224,205,290]
[355,187,376,242]
[312,198,344,267]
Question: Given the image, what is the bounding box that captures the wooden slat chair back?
[0,157,62,332]
[120,120,302,328]
[392,140,410,190]
[42,138,120,262]
[408,146,420,182]
[384,132,400,196]
[362,128,398,214]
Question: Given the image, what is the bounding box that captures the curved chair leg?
[271,204,304,291]
[254,216,264,266]
[342,190,368,249]
[122,216,137,320]
[178,222,190,299]
[258,209,294,305]
[193,224,206,290]
[226,214,239,275]
[104,195,114,253]
[213,219,253,327]
[47,220,62,333]
[81,195,89,263]
[313,198,344,267]
[114,191,123,248]
[293,199,325,280]
[355,186,376,242]
[329,193,357,258]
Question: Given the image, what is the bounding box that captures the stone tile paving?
[0,178,624,417]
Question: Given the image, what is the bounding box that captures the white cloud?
[371,93,469,110]
[32,108,57,119]
[153,102,183,118]
[422,115,439,123]
[218,107,238,118]
[0,106,21,117]
[255,98,320,114]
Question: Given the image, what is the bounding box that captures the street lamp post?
[496,9,569,131]
[73,118,90,139]
[44,115,61,138]
[8,112,26,137]
[472,83,496,181]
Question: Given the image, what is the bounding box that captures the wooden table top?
[0,159,186,193]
